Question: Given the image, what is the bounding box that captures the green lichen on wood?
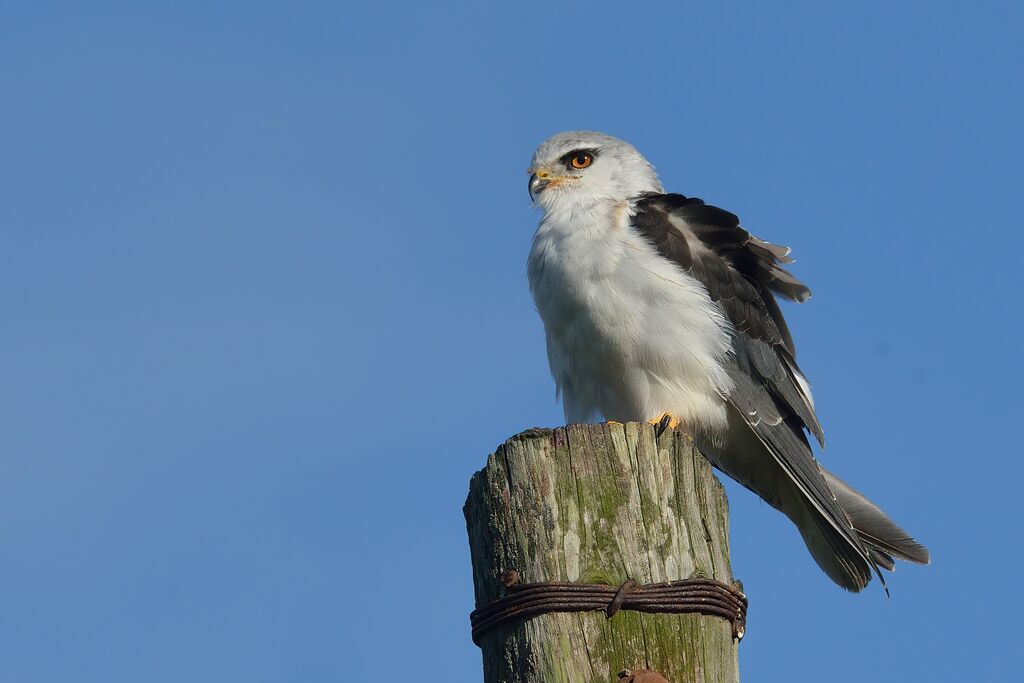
[465,423,741,682]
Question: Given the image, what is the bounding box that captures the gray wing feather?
[633,193,879,589]
[632,193,824,445]
[632,193,930,590]
[722,350,876,590]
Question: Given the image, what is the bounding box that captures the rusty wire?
[470,574,747,645]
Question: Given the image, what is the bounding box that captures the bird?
[526,130,929,591]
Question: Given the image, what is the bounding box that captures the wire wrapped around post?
[470,575,748,645]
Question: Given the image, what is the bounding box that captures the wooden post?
[465,423,741,683]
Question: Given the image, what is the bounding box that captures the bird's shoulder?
[630,192,807,345]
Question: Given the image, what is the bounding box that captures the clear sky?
[2,2,1020,681]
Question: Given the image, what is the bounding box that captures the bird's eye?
[569,152,593,169]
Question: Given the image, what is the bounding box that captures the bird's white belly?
[528,204,734,432]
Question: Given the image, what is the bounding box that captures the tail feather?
[821,467,931,567]
[867,548,896,572]
[708,409,928,592]
[800,512,873,592]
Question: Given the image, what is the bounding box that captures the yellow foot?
[603,420,623,425]
[647,412,683,438]
[647,412,681,429]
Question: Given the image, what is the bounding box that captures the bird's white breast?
[528,200,734,432]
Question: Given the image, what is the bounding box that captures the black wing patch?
[632,193,880,589]
[631,193,824,445]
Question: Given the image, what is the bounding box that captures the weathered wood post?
[464,423,743,683]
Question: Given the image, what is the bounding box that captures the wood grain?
[465,423,741,683]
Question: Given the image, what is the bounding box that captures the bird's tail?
[706,411,929,591]
[820,467,931,571]
[792,469,929,592]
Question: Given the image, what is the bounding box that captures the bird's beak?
[528,169,551,201]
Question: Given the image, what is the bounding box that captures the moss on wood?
[465,423,741,683]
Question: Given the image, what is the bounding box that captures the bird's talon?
[648,412,681,437]
[656,414,671,437]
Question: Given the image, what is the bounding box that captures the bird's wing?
[632,193,878,590]
[631,193,824,444]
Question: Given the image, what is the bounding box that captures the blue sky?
[2,1,1020,680]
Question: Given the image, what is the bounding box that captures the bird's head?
[528,131,663,210]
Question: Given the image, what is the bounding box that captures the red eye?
[570,153,592,169]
